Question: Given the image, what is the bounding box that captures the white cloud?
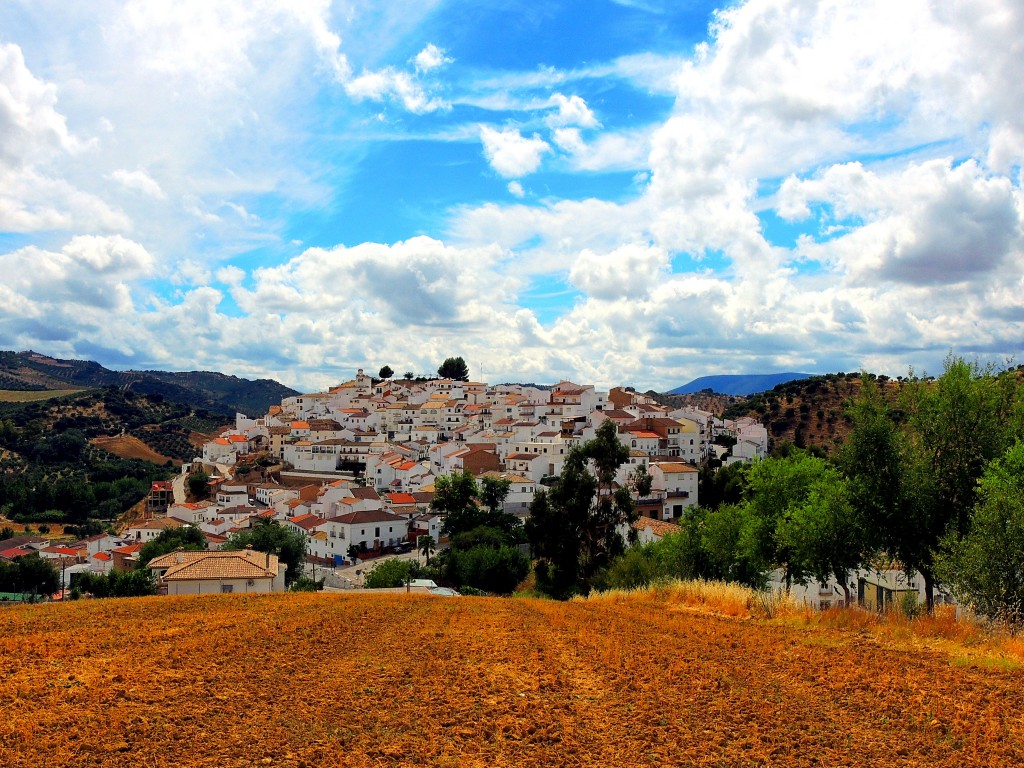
[479,126,551,178]
[507,181,525,198]
[0,43,81,170]
[545,94,599,128]
[0,235,154,322]
[413,43,452,73]
[345,68,447,114]
[568,244,669,300]
[216,265,246,286]
[109,169,166,199]
[791,159,1023,286]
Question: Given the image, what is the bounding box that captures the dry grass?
[90,434,176,465]
[0,388,83,402]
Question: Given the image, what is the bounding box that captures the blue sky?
[0,0,1022,393]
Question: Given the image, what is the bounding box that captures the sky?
[1,0,1022,393]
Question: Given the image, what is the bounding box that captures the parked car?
[392,542,414,554]
[428,587,460,597]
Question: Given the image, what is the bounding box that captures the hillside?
[0,351,298,417]
[1,591,1021,767]
[0,388,229,527]
[669,372,814,396]
[718,372,903,454]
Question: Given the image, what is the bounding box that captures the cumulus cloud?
[568,244,670,300]
[791,159,1023,286]
[479,126,551,178]
[235,236,518,327]
[0,236,154,324]
[507,181,525,198]
[0,43,81,170]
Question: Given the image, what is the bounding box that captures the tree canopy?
[526,419,650,598]
[437,356,470,381]
[138,525,207,567]
[222,520,306,584]
[0,553,60,600]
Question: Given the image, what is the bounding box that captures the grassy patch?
[0,389,85,402]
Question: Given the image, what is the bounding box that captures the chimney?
[175,547,184,564]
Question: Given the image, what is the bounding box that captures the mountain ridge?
[0,350,299,417]
[668,372,815,396]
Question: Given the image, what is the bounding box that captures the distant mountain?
[0,351,299,417]
[668,372,815,397]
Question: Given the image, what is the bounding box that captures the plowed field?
[1,593,1021,767]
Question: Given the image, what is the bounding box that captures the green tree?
[937,443,1024,625]
[434,471,523,540]
[479,475,512,515]
[444,544,529,594]
[378,365,394,380]
[900,357,1019,607]
[138,525,207,567]
[364,557,421,588]
[775,469,863,605]
[434,470,483,534]
[437,356,470,381]
[739,450,834,587]
[417,533,437,565]
[289,575,325,592]
[526,419,641,598]
[187,471,210,500]
[0,553,60,601]
[222,520,306,584]
[77,568,157,598]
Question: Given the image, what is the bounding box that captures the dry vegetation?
[0,389,84,403]
[1,585,1022,767]
[89,435,176,466]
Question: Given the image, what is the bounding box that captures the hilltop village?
[2,370,768,595]
[192,371,764,561]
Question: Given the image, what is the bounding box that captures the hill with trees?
[0,387,229,530]
[0,350,298,417]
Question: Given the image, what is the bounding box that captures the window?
[221,584,234,594]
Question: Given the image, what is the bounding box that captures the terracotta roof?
[633,518,682,538]
[149,549,280,581]
[130,518,184,531]
[653,462,698,474]
[385,493,416,505]
[290,515,325,531]
[92,552,112,562]
[328,509,408,525]
[350,487,381,501]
